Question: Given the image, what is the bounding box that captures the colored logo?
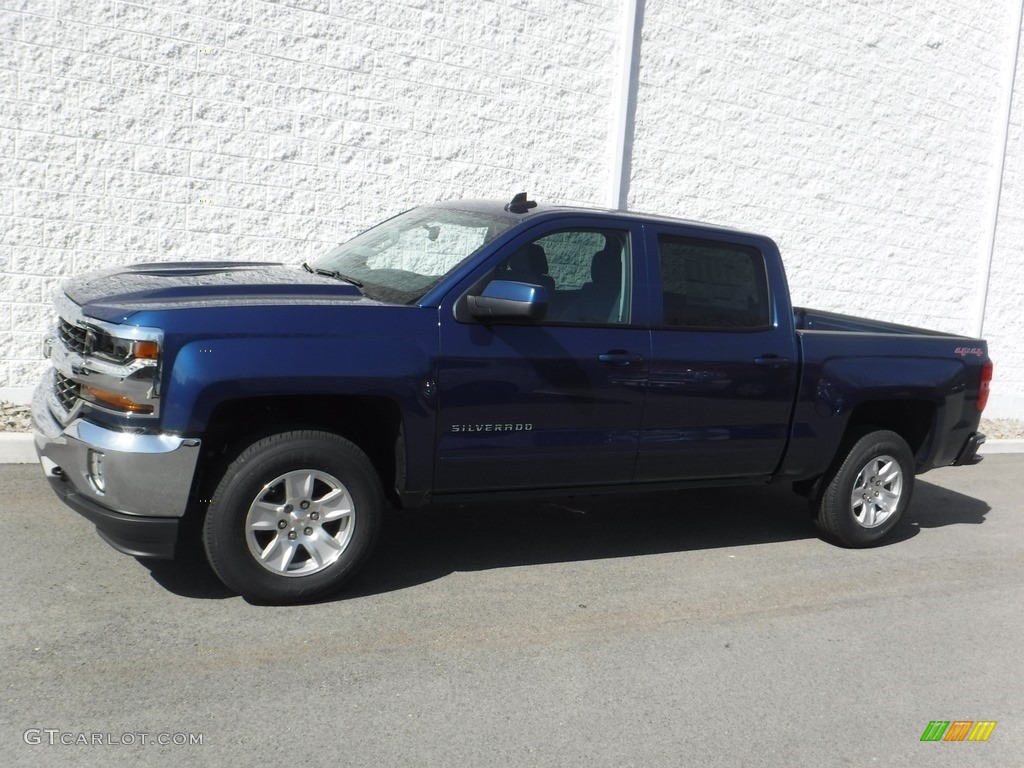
[920,721,997,742]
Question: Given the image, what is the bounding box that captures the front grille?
[58,319,88,354]
[54,371,80,413]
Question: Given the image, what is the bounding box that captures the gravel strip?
[980,418,1024,440]
[1,402,32,432]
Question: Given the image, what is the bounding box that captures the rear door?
[434,217,650,492]
[637,226,798,481]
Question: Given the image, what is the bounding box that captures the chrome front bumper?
[32,379,202,558]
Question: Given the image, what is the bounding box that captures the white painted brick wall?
[1,0,1023,418]
[631,0,1000,334]
[986,8,1024,418]
[0,0,621,393]
[628,0,1023,416]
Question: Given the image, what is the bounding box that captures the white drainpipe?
[608,0,644,210]
[976,0,1024,337]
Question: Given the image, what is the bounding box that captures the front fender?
[162,335,436,434]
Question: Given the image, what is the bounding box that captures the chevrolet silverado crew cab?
[32,194,993,603]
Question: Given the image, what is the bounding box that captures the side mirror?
[467,280,548,322]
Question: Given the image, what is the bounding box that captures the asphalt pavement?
[1,457,1021,767]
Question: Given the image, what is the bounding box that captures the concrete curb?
[981,439,1024,454]
[1,432,1022,465]
[0,434,34,464]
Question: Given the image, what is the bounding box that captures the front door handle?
[754,355,792,369]
[599,350,644,366]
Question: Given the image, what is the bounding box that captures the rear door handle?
[599,350,644,366]
[754,355,792,369]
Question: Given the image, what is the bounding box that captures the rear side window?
[656,234,770,330]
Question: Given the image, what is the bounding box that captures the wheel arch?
[192,394,405,511]
[793,399,934,500]
[842,399,935,464]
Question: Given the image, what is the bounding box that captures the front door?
[434,221,650,492]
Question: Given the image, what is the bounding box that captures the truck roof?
[428,196,763,240]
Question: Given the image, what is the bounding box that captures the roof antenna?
[505,192,537,214]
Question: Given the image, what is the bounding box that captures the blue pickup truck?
[32,194,993,603]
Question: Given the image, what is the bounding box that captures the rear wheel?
[815,429,914,547]
[203,430,383,603]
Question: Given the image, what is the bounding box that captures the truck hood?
[65,262,369,322]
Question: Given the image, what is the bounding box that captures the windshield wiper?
[303,263,364,289]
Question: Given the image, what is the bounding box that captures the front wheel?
[203,430,383,603]
[815,429,914,547]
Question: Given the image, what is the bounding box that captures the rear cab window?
[654,233,771,331]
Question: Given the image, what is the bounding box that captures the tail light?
[977,361,993,412]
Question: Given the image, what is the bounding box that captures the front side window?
[311,206,517,304]
[657,234,770,330]
[488,228,632,324]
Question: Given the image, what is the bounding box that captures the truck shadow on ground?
[347,478,990,599]
[142,476,990,601]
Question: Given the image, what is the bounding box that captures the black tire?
[203,430,383,603]
[814,429,914,547]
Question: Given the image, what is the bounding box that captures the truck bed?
[793,307,964,338]
[783,308,988,481]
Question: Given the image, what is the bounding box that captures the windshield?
[308,206,517,304]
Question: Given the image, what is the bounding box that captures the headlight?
[90,330,160,363]
[75,325,163,417]
[49,293,165,421]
